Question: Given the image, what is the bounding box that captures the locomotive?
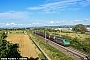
[34,31,70,47]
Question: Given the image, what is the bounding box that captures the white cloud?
[75,20,82,22]
[80,0,90,6]
[83,18,90,21]
[0,11,29,20]
[27,0,90,13]
[10,22,17,25]
[6,23,10,26]
[32,22,40,25]
[75,18,90,22]
[49,21,54,24]
[0,18,90,28]
[48,20,66,25]
[17,24,23,26]
[28,24,31,26]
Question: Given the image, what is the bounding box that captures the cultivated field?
[6,34,40,58]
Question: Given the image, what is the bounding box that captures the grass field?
[6,34,40,59]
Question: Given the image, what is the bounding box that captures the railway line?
[33,33,90,60]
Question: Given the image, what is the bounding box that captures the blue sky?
[0,0,90,27]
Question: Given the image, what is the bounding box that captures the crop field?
[6,33,40,58]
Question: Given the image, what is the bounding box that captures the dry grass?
[6,34,39,58]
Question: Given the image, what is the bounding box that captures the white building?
[87,27,90,31]
[54,28,72,31]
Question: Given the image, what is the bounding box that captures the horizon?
[1,24,90,29]
[0,0,90,28]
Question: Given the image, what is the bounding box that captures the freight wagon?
[34,31,70,47]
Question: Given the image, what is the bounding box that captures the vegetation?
[49,31,90,54]
[72,24,87,33]
[61,35,90,54]
[0,31,21,58]
[28,30,73,60]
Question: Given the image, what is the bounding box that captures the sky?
[0,0,90,28]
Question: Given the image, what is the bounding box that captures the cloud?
[83,18,90,21]
[0,22,40,28]
[75,20,82,22]
[32,22,40,25]
[0,11,29,20]
[71,18,90,25]
[5,22,17,26]
[47,20,67,25]
[80,0,90,6]
[27,0,90,13]
[49,21,54,24]
[75,18,90,22]
[6,23,10,26]
[0,18,90,28]
[46,18,90,25]
[11,22,17,25]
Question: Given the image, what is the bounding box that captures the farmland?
[6,33,40,58]
[0,30,47,59]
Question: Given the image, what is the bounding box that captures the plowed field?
[6,34,39,58]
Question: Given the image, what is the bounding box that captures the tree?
[0,28,2,31]
[72,24,87,33]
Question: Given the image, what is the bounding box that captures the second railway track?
[33,33,90,60]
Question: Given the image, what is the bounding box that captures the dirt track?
[6,34,39,58]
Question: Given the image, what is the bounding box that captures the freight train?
[34,31,70,47]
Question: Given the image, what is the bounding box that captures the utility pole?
[45,31,46,43]
[35,30,36,35]
[60,29,61,37]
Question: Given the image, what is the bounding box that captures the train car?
[49,35,56,41]
[34,31,70,47]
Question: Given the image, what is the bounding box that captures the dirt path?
[6,34,39,58]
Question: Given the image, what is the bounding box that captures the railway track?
[27,32,51,60]
[34,33,90,60]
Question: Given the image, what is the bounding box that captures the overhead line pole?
[45,31,46,43]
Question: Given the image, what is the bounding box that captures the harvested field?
[6,34,39,58]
